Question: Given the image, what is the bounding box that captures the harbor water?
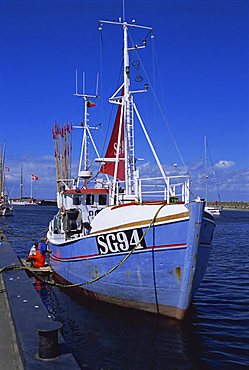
[1,206,248,369]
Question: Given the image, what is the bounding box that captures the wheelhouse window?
[99,194,107,205]
[86,194,94,205]
[73,194,81,205]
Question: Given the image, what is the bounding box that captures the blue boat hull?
[49,202,215,319]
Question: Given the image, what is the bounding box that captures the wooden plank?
[19,258,53,273]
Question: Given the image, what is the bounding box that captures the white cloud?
[214,160,235,169]
[4,154,249,201]
[140,159,249,201]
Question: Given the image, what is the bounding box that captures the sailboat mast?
[20,165,23,199]
[204,135,208,203]
[1,143,6,196]
[0,146,2,196]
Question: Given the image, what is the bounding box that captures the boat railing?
[109,176,190,204]
[57,175,190,205]
[57,178,75,191]
[87,175,190,205]
[137,175,190,204]
[111,175,190,205]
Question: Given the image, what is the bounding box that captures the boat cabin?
[63,188,109,210]
[51,187,109,239]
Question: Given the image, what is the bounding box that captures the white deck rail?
[57,174,190,206]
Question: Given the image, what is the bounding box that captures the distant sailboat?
[0,143,13,216]
[11,166,38,206]
[204,136,222,216]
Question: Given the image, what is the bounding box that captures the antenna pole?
[204,135,208,203]
[75,69,78,95]
[96,73,99,97]
[122,0,125,21]
[75,72,99,186]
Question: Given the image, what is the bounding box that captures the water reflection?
[1,207,249,369]
[47,288,210,370]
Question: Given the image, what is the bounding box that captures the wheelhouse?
[50,188,110,239]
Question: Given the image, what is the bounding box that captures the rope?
[0,264,27,274]
[0,203,166,288]
[151,223,159,315]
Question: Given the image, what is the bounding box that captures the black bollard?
[38,321,63,359]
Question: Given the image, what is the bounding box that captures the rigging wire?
[148,37,189,174]
[129,32,166,171]
[206,140,222,202]
[97,27,114,166]
[150,39,197,197]
[128,31,188,172]
[152,34,158,180]
[128,30,196,198]
[98,25,124,160]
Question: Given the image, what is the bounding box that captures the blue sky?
[0,0,248,201]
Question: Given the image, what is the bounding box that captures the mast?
[1,144,6,196]
[20,165,23,199]
[204,135,208,203]
[99,19,153,198]
[0,146,2,196]
[123,22,133,194]
[79,99,90,175]
[74,72,99,187]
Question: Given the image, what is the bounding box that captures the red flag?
[87,100,96,108]
[32,175,39,180]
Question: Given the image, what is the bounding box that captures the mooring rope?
[0,203,166,288]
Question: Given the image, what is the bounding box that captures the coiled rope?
[0,203,166,288]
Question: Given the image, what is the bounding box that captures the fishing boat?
[203,136,222,216]
[0,144,13,216]
[47,18,216,320]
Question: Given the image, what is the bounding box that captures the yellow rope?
[0,203,166,288]
[0,264,27,274]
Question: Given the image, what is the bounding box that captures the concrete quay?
[0,240,81,370]
[0,273,23,370]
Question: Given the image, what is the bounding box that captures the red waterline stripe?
[51,243,187,261]
[51,252,100,261]
[147,243,187,251]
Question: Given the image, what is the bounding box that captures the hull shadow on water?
[47,286,210,370]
